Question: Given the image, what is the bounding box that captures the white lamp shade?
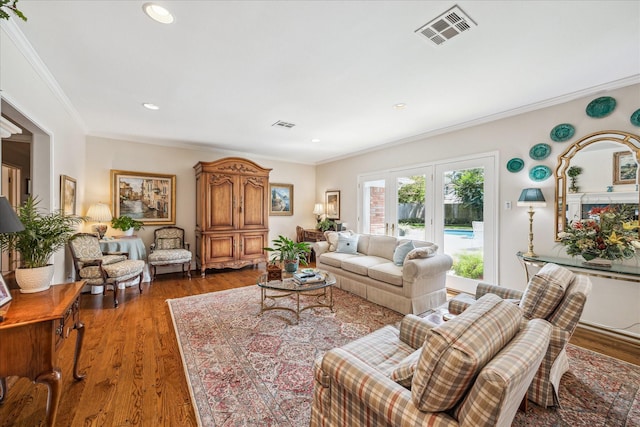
[86,203,113,222]
[313,203,324,215]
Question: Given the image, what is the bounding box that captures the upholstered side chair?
[69,233,145,307]
[147,226,192,280]
[447,262,592,407]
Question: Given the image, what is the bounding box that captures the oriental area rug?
[167,286,640,426]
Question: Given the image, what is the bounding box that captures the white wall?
[84,137,317,256]
[1,22,87,284]
[316,83,640,337]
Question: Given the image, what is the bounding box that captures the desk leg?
[73,321,86,380]
[35,369,61,427]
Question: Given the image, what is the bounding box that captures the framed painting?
[613,151,638,185]
[269,183,293,216]
[325,190,340,220]
[60,175,77,215]
[110,170,176,225]
[0,274,11,308]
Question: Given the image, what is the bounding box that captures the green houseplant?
[567,166,583,193]
[111,215,144,235]
[263,235,311,273]
[0,196,83,292]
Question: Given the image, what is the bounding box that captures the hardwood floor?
[0,266,637,426]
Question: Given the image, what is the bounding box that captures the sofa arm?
[313,241,330,257]
[399,314,437,349]
[476,282,523,301]
[321,348,457,426]
[402,254,453,283]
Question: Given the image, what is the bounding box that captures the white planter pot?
[15,264,54,293]
[122,228,135,236]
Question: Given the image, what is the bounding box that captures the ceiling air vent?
[415,5,476,46]
[272,120,296,129]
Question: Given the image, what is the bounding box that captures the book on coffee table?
[293,272,324,285]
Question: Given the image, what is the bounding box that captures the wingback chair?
[69,233,145,307]
[447,262,592,407]
[147,226,192,280]
[311,293,552,427]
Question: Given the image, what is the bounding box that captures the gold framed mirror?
[554,130,640,241]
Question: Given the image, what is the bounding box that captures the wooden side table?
[0,281,86,426]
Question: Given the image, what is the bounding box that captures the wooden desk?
[303,229,326,242]
[0,281,86,427]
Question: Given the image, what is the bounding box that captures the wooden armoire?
[194,157,271,277]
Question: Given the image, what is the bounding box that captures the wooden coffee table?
[257,270,336,323]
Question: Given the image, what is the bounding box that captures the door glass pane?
[397,174,426,240]
[362,179,386,235]
[443,167,484,280]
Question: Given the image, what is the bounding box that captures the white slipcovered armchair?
[69,233,145,307]
[147,226,192,280]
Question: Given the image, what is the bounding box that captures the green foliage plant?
[452,251,484,280]
[0,0,27,21]
[398,175,426,204]
[567,166,583,192]
[263,235,311,266]
[0,196,83,268]
[111,215,144,231]
[450,168,484,221]
[316,218,336,232]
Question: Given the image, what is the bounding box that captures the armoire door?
[205,174,236,231]
[238,175,268,230]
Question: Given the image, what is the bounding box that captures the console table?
[0,281,86,427]
[516,251,640,283]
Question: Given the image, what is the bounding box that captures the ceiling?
[8,1,640,164]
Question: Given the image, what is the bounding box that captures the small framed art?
[0,274,12,308]
[325,190,340,220]
[60,175,77,215]
[613,151,638,185]
[269,183,293,216]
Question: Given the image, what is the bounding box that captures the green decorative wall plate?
[586,96,616,118]
[529,165,552,182]
[550,123,575,142]
[506,157,524,173]
[631,109,640,127]
[529,143,551,160]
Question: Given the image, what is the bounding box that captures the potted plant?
[567,166,583,193]
[111,215,144,236]
[0,196,83,293]
[263,235,311,273]
[316,218,336,232]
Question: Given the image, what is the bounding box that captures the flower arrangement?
[558,205,640,261]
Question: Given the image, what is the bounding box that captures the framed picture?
[613,151,638,185]
[110,170,176,225]
[0,274,12,308]
[60,175,77,215]
[325,190,340,220]
[269,183,293,216]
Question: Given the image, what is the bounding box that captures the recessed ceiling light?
[393,103,407,110]
[143,3,174,24]
[143,103,160,110]
[311,138,321,143]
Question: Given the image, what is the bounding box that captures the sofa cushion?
[324,230,355,252]
[357,234,370,255]
[318,251,359,268]
[411,293,522,412]
[520,263,572,319]
[393,240,415,266]
[341,256,388,276]
[390,348,422,388]
[368,235,400,260]
[336,234,359,254]
[406,244,437,260]
[368,262,403,287]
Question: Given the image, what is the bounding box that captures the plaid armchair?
[147,226,192,280]
[311,294,551,427]
[448,263,592,407]
[69,233,145,307]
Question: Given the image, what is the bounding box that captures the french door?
[359,153,497,292]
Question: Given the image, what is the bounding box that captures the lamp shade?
[312,203,324,215]
[0,196,24,233]
[517,188,546,207]
[86,203,113,222]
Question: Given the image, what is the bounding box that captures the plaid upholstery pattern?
[398,314,436,349]
[448,282,523,315]
[389,348,421,388]
[310,310,549,427]
[520,263,572,319]
[412,294,522,412]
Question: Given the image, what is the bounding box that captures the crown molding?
[1,19,86,132]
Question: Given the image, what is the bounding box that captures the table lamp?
[0,196,25,234]
[86,203,112,239]
[517,188,546,257]
[313,203,324,222]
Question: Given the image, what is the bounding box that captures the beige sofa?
[313,232,453,314]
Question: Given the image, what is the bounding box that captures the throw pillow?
[406,244,438,260]
[520,263,572,319]
[411,293,522,412]
[390,348,422,388]
[336,234,359,254]
[393,240,415,266]
[325,230,354,252]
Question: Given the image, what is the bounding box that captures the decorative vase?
[122,228,135,236]
[15,264,54,293]
[582,257,612,267]
[284,259,299,273]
